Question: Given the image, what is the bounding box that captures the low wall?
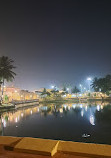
[0,136,111,157]
[0,101,39,113]
[15,101,39,109]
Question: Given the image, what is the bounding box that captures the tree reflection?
[95,105,111,123]
[0,115,4,136]
[41,106,51,117]
[72,107,81,114]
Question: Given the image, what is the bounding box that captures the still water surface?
[0,102,111,145]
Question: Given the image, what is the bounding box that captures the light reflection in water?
[85,106,88,111]
[89,115,95,126]
[97,105,100,111]
[81,110,84,117]
[0,102,110,132]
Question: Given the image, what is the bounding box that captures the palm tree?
[91,77,99,92]
[105,74,111,91]
[41,88,51,97]
[62,86,67,92]
[91,75,111,100]
[0,56,16,104]
[71,86,80,97]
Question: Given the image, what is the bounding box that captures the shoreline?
[0,100,39,113]
[39,97,111,103]
[0,98,111,112]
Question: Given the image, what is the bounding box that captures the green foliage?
[43,88,46,93]
[4,95,9,103]
[0,56,16,104]
[60,91,66,95]
[62,83,70,93]
[62,86,67,92]
[91,75,111,94]
[41,88,51,97]
[5,115,8,121]
[88,93,91,97]
[94,93,96,97]
[106,91,110,96]
[0,56,16,82]
[51,89,59,93]
[41,88,63,101]
[71,86,80,94]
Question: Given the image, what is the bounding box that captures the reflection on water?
[0,102,111,144]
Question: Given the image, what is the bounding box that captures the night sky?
[0,0,111,90]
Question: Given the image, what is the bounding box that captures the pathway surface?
[0,146,89,158]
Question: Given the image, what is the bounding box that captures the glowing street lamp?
[87,77,92,92]
[79,84,83,93]
[51,85,58,91]
[67,88,69,91]
[87,77,92,81]
[51,85,54,89]
[83,87,87,92]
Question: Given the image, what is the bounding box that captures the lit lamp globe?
[87,77,92,81]
[51,85,54,89]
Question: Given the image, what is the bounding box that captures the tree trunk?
[76,93,78,98]
[100,94,104,101]
[1,79,4,105]
[0,84,2,105]
[0,115,4,135]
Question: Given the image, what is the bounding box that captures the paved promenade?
[0,136,111,158]
[0,146,90,158]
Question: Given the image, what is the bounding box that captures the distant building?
[0,86,38,102]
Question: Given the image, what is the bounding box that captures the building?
[0,86,38,103]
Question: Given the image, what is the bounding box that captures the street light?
[84,87,86,92]
[87,77,92,81]
[51,85,58,91]
[51,85,54,89]
[87,77,92,92]
[80,84,82,92]
[67,88,69,91]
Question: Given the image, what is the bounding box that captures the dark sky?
[0,0,111,90]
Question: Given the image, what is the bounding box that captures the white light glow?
[60,108,63,113]
[87,77,92,81]
[89,115,95,126]
[51,85,54,89]
[85,106,88,111]
[97,105,100,111]
[81,110,84,117]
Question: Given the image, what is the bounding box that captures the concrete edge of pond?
[58,140,111,157]
[14,137,59,156]
[0,136,111,157]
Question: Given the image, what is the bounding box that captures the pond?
[0,102,111,145]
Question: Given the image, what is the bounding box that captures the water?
[0,102,111,145]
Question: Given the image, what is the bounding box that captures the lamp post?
[87,77,92,92]
[0,81,3,104]
[84,87,86,92]
[0,81,4,104]
[79,84,83,93]
[67,88,69,93]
